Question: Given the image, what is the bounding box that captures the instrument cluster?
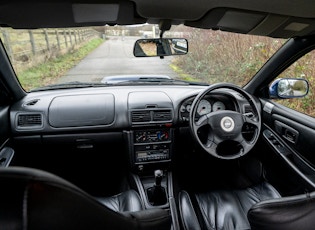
[179,94,235,122]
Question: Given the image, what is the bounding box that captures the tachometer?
[212,101,225,111]
[186,104,191,112]
[180,105,186,113]
[197,99,211,115]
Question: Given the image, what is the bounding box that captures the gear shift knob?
[154,169,163,186]
[147,169,167,206]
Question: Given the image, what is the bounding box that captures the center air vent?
[131,109,173,124]
[153,110,172,121]
[17,113,43,128]
[131,111,151,122]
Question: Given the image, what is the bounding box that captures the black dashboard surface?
[10,85,252,137]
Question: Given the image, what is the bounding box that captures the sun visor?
[72,4,119,23]
[217,11,266,33]
[185,8,265,33]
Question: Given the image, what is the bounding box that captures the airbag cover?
[49,94,115,127]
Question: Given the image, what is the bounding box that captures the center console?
[126,92,180,229]
[124,128,174,208]
[133,129,172,169]
[127,128,180,228]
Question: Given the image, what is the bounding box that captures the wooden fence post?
[69,29,73,46]
[44,29,51,52]
[29,30,36,55]
[55,30,60,50]
[64,29,68,48]
[0,27,99,66]
[1,29,13,61]
[74,29,77,44]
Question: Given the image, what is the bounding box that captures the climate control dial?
[134,129,170,143]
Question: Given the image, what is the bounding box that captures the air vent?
[244,105,254,118]
[17,114,43,127]
[153,110,172,121]
[244,104,253,113]
[131,111,151,122]
[23,99,40,106]
[131,109,173,124]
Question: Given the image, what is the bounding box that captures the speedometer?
[213,101,225,111]
[197,99,211,115]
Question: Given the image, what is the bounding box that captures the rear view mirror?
[269,78,309,99]
[133,38,188,57]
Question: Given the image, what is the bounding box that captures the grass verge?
[17,38,104,91]
[170,63,194,81]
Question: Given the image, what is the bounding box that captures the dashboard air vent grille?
[244,105,254,118]
[131,109,173,124]
[17,114,42,127]
[23,99,40,106]
[131,111,151,122]
[153,110,172,121]
[244,105,252,113]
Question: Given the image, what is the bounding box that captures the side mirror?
[133,38,188,57]
[269,78,309,99]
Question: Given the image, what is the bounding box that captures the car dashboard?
[9,84,253,164]
[8,84,258,211]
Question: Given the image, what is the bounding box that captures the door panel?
[0,106,10,145]
[261,99,315,190]
[0,106,14,167]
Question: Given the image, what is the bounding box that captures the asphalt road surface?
[58,36,180,83]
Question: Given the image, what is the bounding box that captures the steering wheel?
[189,83,261,160]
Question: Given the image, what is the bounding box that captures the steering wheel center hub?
[220,116,235,132]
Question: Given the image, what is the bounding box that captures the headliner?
[1,0,315,38]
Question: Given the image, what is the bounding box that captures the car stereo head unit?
[132,129,172,165]
[135,143,170,163]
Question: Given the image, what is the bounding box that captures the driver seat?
[178,159,281,230]
[0,166,171,230]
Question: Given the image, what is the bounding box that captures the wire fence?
[0,27,102,69]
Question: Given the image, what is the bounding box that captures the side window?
[270,50,315,117]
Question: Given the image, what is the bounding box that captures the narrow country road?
[58,36,180,83]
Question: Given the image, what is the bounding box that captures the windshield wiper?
[113,78,209,86]
[30,79,209,92]
[30,82,107,92]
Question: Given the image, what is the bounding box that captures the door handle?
[284,129,298,143]
[274,120,299,144]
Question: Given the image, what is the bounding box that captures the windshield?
[0,25,286,92]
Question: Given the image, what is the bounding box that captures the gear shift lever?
[147,169,167,206]
[154,169,163,186]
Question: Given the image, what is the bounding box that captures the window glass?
[271,50,315,117]
[0,25,285,92]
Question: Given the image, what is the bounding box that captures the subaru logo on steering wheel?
[220,116,235,132]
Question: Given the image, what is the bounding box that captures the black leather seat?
[0,166,171,230]
[248,191,315,230]
[97,189,144,212]
[179,181,280,230]
[178,159,281,230]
